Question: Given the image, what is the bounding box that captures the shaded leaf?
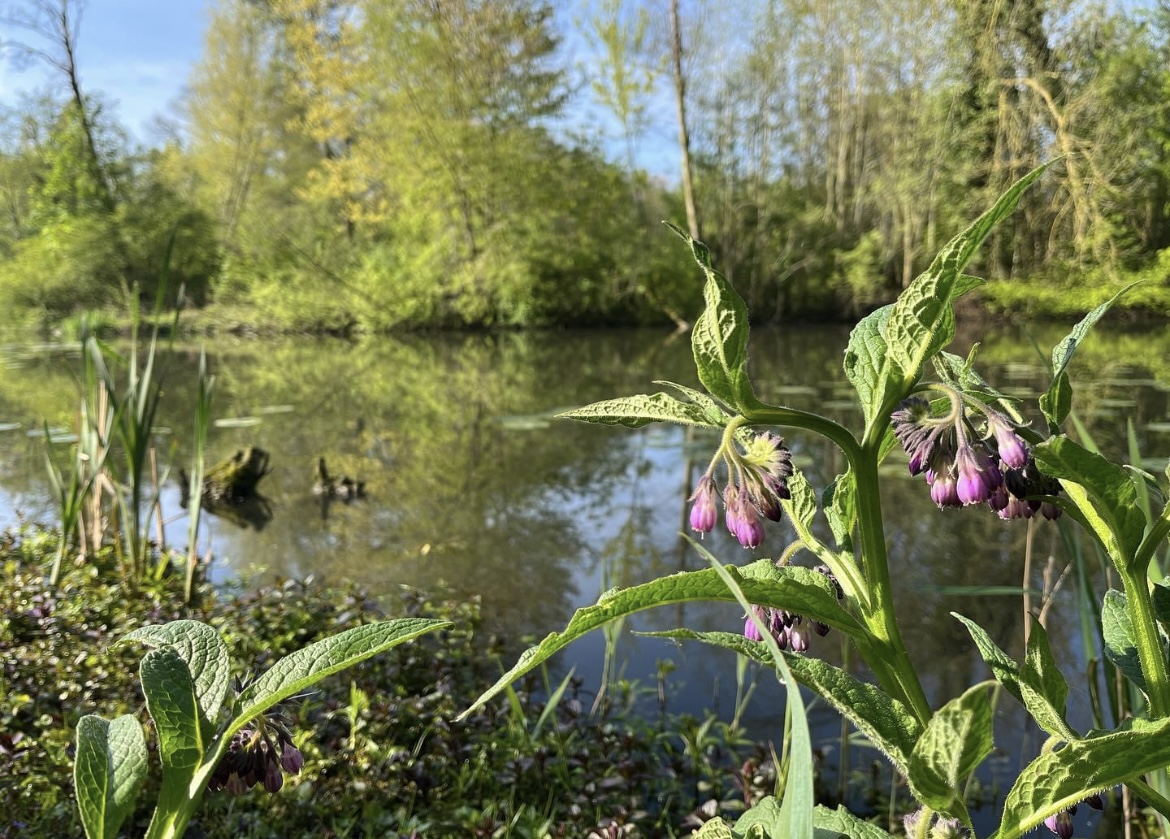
[1102,589,1146,695]
[140,646,204,826]
[953,613,1077,740]
[1040,282,1142,430]
[74,715,147,839]
[907,682,995,821]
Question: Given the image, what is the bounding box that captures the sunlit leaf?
[459,561,860,720]
[990,718,1170,839]
[557,391,725,429]
[121,620,231,725]
[1102,590,1146,695]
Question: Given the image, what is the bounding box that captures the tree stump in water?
[180,447,274,530]
[204,446,272,503]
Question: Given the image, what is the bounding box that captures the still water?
[2,322,1169,830]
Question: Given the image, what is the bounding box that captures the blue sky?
[0,0,206,141]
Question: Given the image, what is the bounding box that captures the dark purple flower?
[688,476,719,534]
[955,443,1002,505]
[787,622,810,652]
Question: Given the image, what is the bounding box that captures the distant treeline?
[2,0,1170,330]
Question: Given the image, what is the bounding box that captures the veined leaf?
[140,646,204,827]
[121,620,230,725]
[813,805,896,838]
[1102,590,1146,695]
[843,305,899,433]
[907,681,995,822]
[75,715,147,839]
[883,163,1051,392]
[643,628,920,775]
[654,380,732,425]
[459,561,860,720]
[557,391,725,429]
[666,222,752,411]
[991,718,1170,839]
[823,469,857,553]
[237,619,449,724]
[1040,281,1143,431]
[1033,436,1148,571]
[952,613,1077,740]
[1020,620,1071,733]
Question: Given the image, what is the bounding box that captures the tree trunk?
[669,0,700,240]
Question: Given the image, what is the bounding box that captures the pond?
[2,321,1169,831]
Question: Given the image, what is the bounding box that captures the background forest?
[2,0,1170,331]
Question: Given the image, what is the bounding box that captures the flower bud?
[688,476,719,534]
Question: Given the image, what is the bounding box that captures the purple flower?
[955,443,1002,505]
[688,476,719,534]
[1043,808,1074,838]
[986,412,1030,469]
[929,470,961,508]
[743,605,768,642]
[725,485,764,548]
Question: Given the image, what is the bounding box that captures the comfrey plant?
[462,163,1170,838]
[72,618,448,839]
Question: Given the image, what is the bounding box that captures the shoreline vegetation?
[1,525,841,839]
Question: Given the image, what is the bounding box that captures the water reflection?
[1,324,1169,830]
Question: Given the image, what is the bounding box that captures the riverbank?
[1,524,798,838]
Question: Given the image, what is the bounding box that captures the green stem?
[1134,502,1170,580]
[1129,776,1170,823]
[1121,566,1170,718]
[743,400,932,723]
[855,445,933,724]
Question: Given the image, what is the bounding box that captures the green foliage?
[4,533,785,837]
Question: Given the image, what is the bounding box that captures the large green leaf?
[122,620,231,726]
[1020,620,1071,731]
[643,628,921,775]
[237,618,449,723]
[667,223,752,411]
[140,646,204,828]
[557,391,726,429]
[459,561,860,720]
[990,718,1170,839]
[882,164,1051,392]
[74,714,147,839]
[1033,436,1148,570]
[952,614,1076,740]
[693,803,893,839]
[907,682,995,822]
[1039,281,1142,431]
[1102,589,1147,695]
[842,306,898,433]
[782,469,866,607]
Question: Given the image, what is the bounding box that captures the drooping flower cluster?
[208,711,304,795]
[891,395,1061,520]
[688,430,793,549]
[742,566,842,652]
[1043,793,1104,838]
